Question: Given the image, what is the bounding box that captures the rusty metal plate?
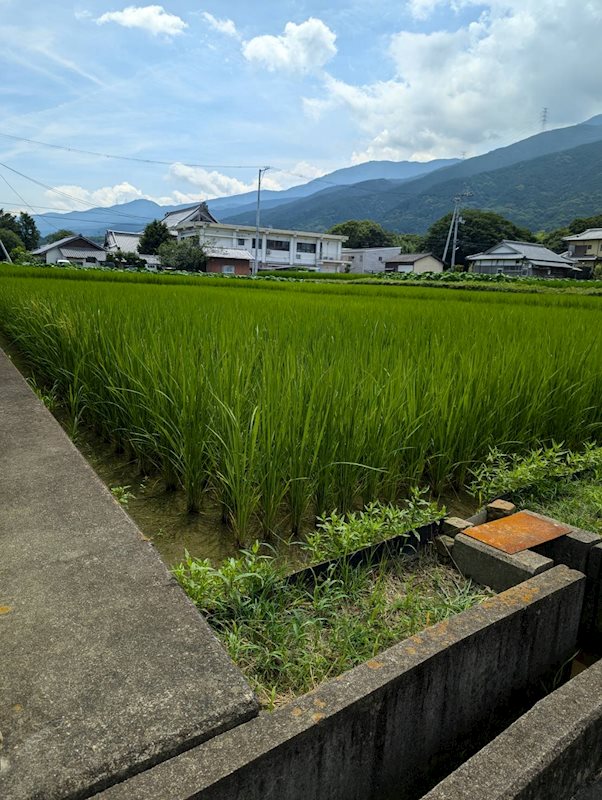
[464,510,572,554]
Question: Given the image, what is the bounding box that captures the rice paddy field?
[1,265,602,550]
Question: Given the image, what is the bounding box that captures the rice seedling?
[0,268,601,544]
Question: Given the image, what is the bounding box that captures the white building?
[342,247,403,274]
[562,228,602,277]
[383,252,444,273]
[31,235,107,265]
[166,204,347,271]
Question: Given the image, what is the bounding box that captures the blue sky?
[1,0,601,213]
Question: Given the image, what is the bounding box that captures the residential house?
[342,247,404,273]
[171,204,347,271]
[383,252,444,274]
[104,230,161,268]
[562,228,602,277]
[31,235,106,266]
[467,241,578,277]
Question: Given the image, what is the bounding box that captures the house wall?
[414,255,444,273]
[342,248,401,274]
[469,259,528,276]
[41,245,106,266]
[178,224,344,271]
[206,257,251,276]
[566,238,602,259]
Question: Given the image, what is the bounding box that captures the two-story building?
[562,228,602,277]
[342,247,403,274]
[165,204,347,272]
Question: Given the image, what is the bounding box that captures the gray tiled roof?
[384,252,440,264]
[468,240,574,266]
[60,247,106,260]
[163,202,218,229]
[205,247,253,260]
[32,235,105,255]
[105,231,143,251]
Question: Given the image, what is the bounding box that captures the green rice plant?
[1,269,601,537]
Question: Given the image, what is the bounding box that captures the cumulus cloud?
[310,0,602,161]
[243,18,336,74]
[202,11,239,38]
[96,5,187,37]
[45,181,198,211]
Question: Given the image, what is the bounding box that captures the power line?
[0,170,62,232]
[0,131,264,170]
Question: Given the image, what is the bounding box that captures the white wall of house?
[412,255,444,274]
[177,222,346,271]
[342,247,401,273]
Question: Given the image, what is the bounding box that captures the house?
[467,241,578,278]
[173,205,347,271]
[383,252,445,274]
[104,230,161,268]
[205,247,253,276]
[162,202,219,230]
[342,247,404,274]
[562,228,602,277]
[31,235,107,266]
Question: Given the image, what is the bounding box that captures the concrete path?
[0,349,258,799]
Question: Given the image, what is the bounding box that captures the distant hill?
[33,158,459,238]
[223,116,602,232]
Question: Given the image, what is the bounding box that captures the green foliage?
[42,229,76,245]
[327,219,397,248]
[158,238,207,272]
[0,209,21,236]
[110,485,136,506]
[395,233,426,253]
[16,212,40,250]
[536,227,570,254]
[1,271,602,540]
[173,543,489,704]
[567,212,602,234]
[304,493,443,562]
[138,220,172,255]
[424,209,535,266]
[106,249,148,269]
[0,228,25,257]
[468,443,602,505]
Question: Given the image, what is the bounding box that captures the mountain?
[33,159,458,239]
[34,198,184,239]
[222,116,602,232]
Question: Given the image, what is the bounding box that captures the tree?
[0,209,20,236]
[327,219,397,249]
[42,229,76,245]
[158,239,207,272]
[536,227,570,254]
[16,212,40,250]
[0,228,25,259]
[423,209,535,267]
[106,250,147,269]
[394,233,426,253]
[138,220,172,255]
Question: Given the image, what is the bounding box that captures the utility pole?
[0,236,12,263]
[253,166,270,276]
[443,190,472,269]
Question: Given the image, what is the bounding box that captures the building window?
[297,242,316,253]
[237,238,245,246]
[252,238,262,249]
[222,265,235,274]
[266,239,290,251]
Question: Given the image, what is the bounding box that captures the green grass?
[1,265,601,543]
[174,542,491,706]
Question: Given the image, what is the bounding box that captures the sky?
[1,0,601,215]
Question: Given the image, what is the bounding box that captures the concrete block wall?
[422,657,602,800]
[96,566,585,800]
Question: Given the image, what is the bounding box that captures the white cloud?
[202,12,239,38]
[44,181,198,211]
[309,0,602,161]
[243,18,336,74]
[96,5,187,37]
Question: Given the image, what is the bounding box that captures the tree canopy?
[16,212,40,250]
[138,220,172,255]
[424,209,535,266]
[42,229,76,245]
[158,239,207,272]
[0,229,25,259]
[327,219,397,249]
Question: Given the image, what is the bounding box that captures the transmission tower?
[541,107,548,132]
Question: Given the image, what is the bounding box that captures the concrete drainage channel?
[1,348,601,800]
